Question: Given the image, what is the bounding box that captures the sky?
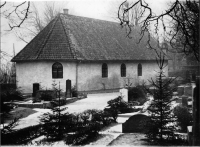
[1,0,170,64]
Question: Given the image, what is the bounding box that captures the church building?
[12,11,168,94]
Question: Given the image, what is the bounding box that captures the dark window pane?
[52,71,57,78]
[52,62,63,79]
[121,63,126,77]
[58,71,63,78]
[138,63,142,76]
[102,63,108,78]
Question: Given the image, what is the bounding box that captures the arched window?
[102,63,108,78]
[138,63,142,76]
[52,62,63,78]
[121,63,126,77]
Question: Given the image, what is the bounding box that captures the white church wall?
[16,61,76,94]
[16,60,168,94]
[77,61,168,92]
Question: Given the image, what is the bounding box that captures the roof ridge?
[35,15,60,59]
[60,13,120,25]
[59,15,77,60]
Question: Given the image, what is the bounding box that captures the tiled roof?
[12,14,160,62]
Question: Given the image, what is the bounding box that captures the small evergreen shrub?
[40,91,54,101]
[128,86,147,105]
[173,105,193,132]
[40,108,75,140]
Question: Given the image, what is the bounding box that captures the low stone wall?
[14,97,82,109]
[15,103,49,109]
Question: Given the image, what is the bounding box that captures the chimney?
[63,9,68,14]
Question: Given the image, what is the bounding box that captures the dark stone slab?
[178,86,184,96]
[184,86,192,97]
[182,95,188,107]
[122,114,150,133]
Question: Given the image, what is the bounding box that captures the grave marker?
[120,88,128,102]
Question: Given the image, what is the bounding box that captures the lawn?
[2,107,37,124]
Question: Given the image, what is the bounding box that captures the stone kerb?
[120,88,128,102]
[122,113,150,133]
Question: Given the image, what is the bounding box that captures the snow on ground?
[14,92,120,129]
[61,92,120,113]
[14,108,51,130]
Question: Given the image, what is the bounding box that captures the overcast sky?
[1,0,169,64]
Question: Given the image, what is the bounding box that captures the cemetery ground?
[1,81,195,146]
[1,92,151,146]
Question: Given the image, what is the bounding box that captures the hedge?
[1,124,43,145]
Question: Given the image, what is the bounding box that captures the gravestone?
[120,88,128,102]
[191,72,196,82]
[187,126,193,145]
[66,79,72,98]
[184,86,192,97]
[178,86,184,96]
[122,114,150,133]
[182,95,188,107]
[32,83,39,97]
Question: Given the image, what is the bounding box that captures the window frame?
[102,63,108,78]
[121,63,126,77]
[52,62,63,79]
[138,63,142,76]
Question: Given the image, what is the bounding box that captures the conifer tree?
[145,53,177,145]
[40,82,74,140]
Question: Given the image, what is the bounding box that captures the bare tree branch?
[8,2,30,30]
[1,1,31,30]
[0,1,6,8]
[118,0,199,62]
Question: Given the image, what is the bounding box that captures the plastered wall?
[16,61,76,93]
[77,61,168,91]
[16,60,168,93]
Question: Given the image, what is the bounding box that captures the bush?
[1,100,13,113]
[104,96,132,120]
[1,88,23,102]
[1,124,43,145]
[40,108,115,145]
[64,109,114,145]
[71,86,78,97]
[40,91,54,101]
[128,86,147,105]
[173,105,193,132]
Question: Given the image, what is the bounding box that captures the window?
[121,63,126,77]
[138,63,142,76]
[102,63,108,78]
[52,62,63,78]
